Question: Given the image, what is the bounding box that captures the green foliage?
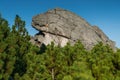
[0,15,120,80]
[0,15,30,80]
[87,42,115,80]
[62,75,73,80]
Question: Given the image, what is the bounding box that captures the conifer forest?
[0,15,120,80]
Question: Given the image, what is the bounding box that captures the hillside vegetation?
[0,15,120,80]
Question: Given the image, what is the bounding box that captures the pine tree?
[11,15,31,78]
[0,15,31,80]
[0,15,15,80]
[88,42,114,80]
[112,49,120,79]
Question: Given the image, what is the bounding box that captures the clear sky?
[0,0,120,47]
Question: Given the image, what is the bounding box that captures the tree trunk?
[52,68,54,80]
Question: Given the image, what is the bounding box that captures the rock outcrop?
[30,8,115,50]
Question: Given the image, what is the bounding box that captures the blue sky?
[0,0,120,47]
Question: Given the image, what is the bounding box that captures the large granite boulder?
[30,8,115,50]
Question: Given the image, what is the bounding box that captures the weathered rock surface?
[30,8,115,50]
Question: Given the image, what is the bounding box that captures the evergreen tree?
[0,15,31,80]
[0,15,14,80]
[113,49,120,79]
[88,42,115,80]
[11,15,30,77]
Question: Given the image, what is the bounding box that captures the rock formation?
[30,8,115,50]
